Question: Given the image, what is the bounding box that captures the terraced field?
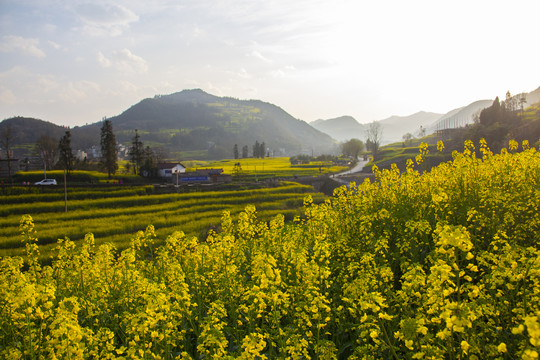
[0,182,322,261]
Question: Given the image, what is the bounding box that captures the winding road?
[336,157,370,176]
[331,157,371,187]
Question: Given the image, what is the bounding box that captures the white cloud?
[97,52,112,67]
[248,50,272,63]
[119,81,139,93]
[98,49,148,74]
[237,68,251,79]
[58,81,101,103]
[0,35,46,58]
[270,69,286,79]
[0,89,17,105]
[0,66,59,105]
[74,2,139,36]
[0,66,99,105]
[48,40,63,50]
[113,49,148,73]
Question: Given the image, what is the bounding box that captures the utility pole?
[43,150,47,179]
[64,169,67,212]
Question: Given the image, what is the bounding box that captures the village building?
[157,162,186,178]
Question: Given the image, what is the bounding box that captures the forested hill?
[0,117,68,144]
[101,89,336,157]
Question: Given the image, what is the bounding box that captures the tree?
[152,146,168,165]
[34,134,59,171]
[402,132,414,146]
[233,144,239,159]
[341,138,364,159]
[474,96,520,150]
[129,129,144,175]
[139,145,167,177]
[58,131,74,211]
[141,146,157,177]
[259,142,266,159]
[242,145,248,158]
[253,141,260,158]
[366,121,383,160]
[518,93,527,116]
[417,126,426,138]
[58,131,74,174]
[505,91,518,113]
[100,120,118,178]
[1,124,14,182]
[480,97,503,126]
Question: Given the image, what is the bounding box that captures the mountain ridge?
[310,116,366,142]
[3,86,539,159]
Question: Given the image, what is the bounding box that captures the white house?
[158,162,186,178]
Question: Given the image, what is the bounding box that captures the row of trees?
[289,154,342,165]
[233,141,267,159]
[46,120,119,179]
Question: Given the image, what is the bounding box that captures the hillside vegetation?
[1,139,538,358]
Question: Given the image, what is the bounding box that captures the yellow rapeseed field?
[1,139,539,359]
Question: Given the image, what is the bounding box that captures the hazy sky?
[1,0,539,127]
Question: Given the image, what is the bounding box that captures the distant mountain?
[2,89,337,159]
[311,112,443,144]
[310,116,366,142]
[0,117,68,145]
[377,111,443,144]
[428,100,493,132]
[524,86,540,106]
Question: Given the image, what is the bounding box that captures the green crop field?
[0,182,323,261]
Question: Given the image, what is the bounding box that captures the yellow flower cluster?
[0,139,539,359]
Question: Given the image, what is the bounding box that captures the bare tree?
[417,126,426,138]
[366,121,383,160]
[519,93,527,116]
[34,134,59,171]
[129,129,144,175]
[152,146,169,164]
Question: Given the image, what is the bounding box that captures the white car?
[35,179,57,185]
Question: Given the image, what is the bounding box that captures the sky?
[1,0,539,127]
